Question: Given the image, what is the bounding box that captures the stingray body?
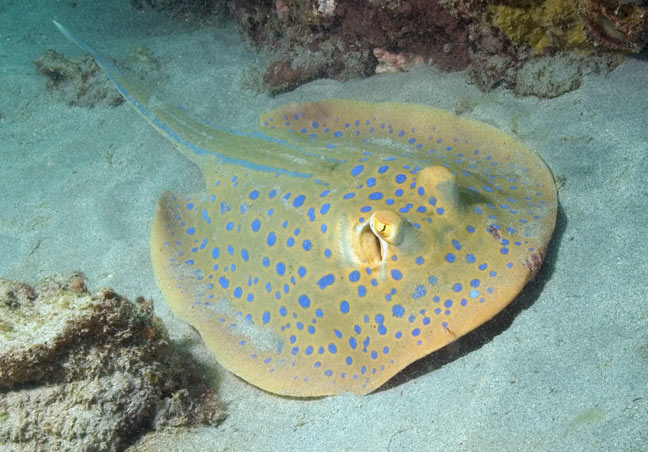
[55,22,557,397]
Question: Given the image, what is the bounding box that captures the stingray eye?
[370,210,403,244]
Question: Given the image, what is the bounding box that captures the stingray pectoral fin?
[150,192,268,385]
[260,98,557,246]
[151,190,332,396]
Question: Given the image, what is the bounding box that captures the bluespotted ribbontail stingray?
[55,21,557,397]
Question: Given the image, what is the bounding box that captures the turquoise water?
[1,1,647,450]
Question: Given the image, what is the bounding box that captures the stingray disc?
[150,99,557,396]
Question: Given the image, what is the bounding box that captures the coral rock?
[0,274,224,452]
[582,0,648,52]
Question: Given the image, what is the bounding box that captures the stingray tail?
[52,20,323,179]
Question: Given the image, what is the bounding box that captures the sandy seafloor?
[1,1,647,451]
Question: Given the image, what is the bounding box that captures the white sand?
[1,1,646,450]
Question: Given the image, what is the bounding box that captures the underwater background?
[1,0,647,450]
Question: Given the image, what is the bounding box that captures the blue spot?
[199,238,207,250]
[268,189,276,199]
[186,227,195,235]
[266,232,276,247]
[395,174,406,183]
[315,308,323,318]
[368,192,383,200]
[413,285,426,299]
[349,271,360,282]
[251,219,261,232]
[366,177,376,187]
[313,273,334,290]
[453,283,462,292]
[233,287,242,298]
[445,253,455,263]
[262,257,270,267]
[358,286,367,297]
[346,356,353,365]
[249,190,259,200]
[320,203,331,214]
[298,294,310,308]
[293,194,305,208]
[241,249,249,261]
[279,306,287,316]
[466,254,476,263]
[501,247,509,255]
[286,237,295,247]
[452,239,462,250]
[343,192,355,199]
[378,325,387,335]
[470,289,479,298]
[349,337,357,349]
[378,165,389,173]
[308,325,315,334]
[226,221,234,231]
[415,256,424,265]
[312,121,319,129]
[412,328,421,337]
[219,276,229,289]
[302,240,312,251]
[298,266,307,278]
[276,262,286,276]
[444,299,453,308]
[340,300,350,314]
[227,245,234,255]
[186,203,194,210]
[391,269,403,280]
[211,247,220,259]
[333,131,342,137]
[392,304,405,317]
[470,279,480,287]
[262,311,270,324]
[351,165,364,176]
[328,343,337,354]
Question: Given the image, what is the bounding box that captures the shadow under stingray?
[378,201,568,393]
